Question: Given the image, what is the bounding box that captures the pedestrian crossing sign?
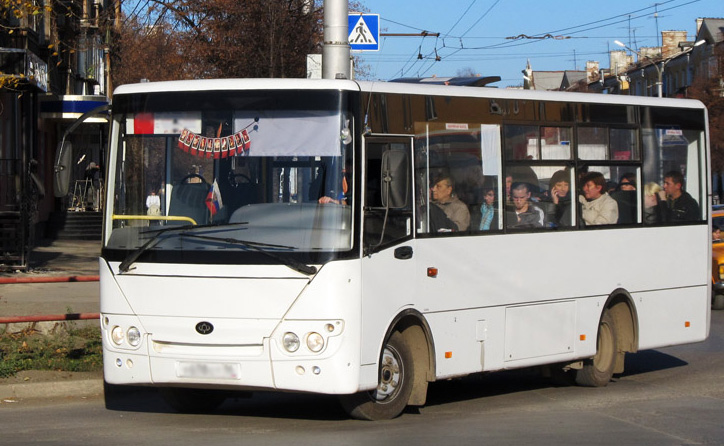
[348,14,380,51]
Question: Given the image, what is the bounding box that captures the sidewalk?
[1,238,101,278]
[0,238,104,402]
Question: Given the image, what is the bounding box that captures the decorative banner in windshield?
[178,128,251,158]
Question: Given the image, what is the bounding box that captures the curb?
[0,379,104,401]
[0,275,100,284]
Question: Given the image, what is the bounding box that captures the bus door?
[360,136,415,355]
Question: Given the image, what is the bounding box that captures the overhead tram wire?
[418,0,502,77]
[451,0,700,53]
[391,0,483,78]
[442,0,480,39]
[410,0,500,77]
[378,0,700,79]
[436,0,697,52]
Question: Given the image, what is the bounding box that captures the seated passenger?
[474,187,497,231]
[431,175,470,231]
[579,172,618,225]
[643,182,664,224]
[663,170,700,222]
[546,170,571,226]
[618,173,636,191]
[506,182,545,229]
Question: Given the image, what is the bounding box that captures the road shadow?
[102,349,689,420]
[103,383,348,421]
[618,348,688,376]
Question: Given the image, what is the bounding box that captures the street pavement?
[0,238,103,401]
[1,238,101,278]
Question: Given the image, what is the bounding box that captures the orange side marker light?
[580,334,586,341]
[427,267,438,278]
[685,321,691,328]
[445,351,452,359]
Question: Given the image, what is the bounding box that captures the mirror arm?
[54,103,110,196]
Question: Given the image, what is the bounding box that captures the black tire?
[713,293,724,311]
[575,310,617,387]
[339,331,414,420]
[159,388,226,413]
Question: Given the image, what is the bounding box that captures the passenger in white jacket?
[579,172,618,225]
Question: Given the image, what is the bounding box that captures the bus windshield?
[106,89,354,261]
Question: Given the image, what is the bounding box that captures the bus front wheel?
[339,331,414,420]
[575,310,617,387]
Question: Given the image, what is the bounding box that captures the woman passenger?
[644,182,665,224]
[548,170,571,226]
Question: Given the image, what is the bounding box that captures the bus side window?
[416,122,502,235]
[642,115,706,224]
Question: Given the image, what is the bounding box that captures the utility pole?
[322,0,350,80]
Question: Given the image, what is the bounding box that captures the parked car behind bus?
[712,206,724,310]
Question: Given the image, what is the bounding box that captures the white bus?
[100,78,710,420]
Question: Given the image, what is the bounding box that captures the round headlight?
[282,332,300,352]
[127,327,141,347]
[306,332,324,353]
[111,326,125,345]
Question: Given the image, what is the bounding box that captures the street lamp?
[614,40,705,98]
[614,40,664,97]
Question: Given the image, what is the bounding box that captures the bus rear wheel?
[159,387,226,413]
[339,331,414,420]
[575,310,617,387]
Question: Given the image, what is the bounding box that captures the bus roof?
[112,78,706,110]
[356,80,706,110]
[112,78,361,96]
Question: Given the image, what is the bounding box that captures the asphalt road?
[1,309,723,446]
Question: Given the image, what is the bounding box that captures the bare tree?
[112,0,323,85]
[689,44,724,172]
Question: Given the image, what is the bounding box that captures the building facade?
[0,1,114,269]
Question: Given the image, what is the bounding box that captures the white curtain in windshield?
[234,110,341,157]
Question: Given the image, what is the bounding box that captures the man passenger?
[431,176,470,231]
[663,171,700,222]
[506,182,545,228]
[579,171,618,225]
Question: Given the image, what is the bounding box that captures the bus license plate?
[176,361,240,380]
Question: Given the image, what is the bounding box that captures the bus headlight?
[127,327,141,347]
[306,332,324,353]
[111,326,125,345]
[283,332,300,352]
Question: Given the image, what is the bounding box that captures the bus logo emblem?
[195,322,214,335]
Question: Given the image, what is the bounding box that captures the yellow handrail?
[112,215,198,225]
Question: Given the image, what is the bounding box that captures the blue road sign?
[348,14,379,51]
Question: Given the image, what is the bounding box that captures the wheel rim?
[371,345,403,403]
[593,320,615,372]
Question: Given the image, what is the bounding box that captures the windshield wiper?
[178,233,318,276]
[118,222,248,273]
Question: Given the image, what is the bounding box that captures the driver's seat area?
[168,182,209,225]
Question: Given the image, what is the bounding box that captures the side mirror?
[380,149,409,209]
[53,141,72,197]
[53,103,109,197]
